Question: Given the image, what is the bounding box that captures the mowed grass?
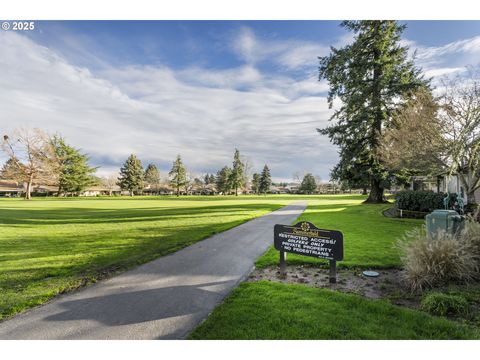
[257,197,423,268]
[190,196,459,340]
[189,281,479,339]
[2,193,433,339]
[0,195,293,320]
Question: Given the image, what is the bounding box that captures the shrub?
[461,216,480,261]
[465,204,480,220]
[421,292,469,317]
[398,227,478,292]
[395,190,445,213]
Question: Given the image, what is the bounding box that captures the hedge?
[395,190,446,213]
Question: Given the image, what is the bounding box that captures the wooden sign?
[274,221,344,283]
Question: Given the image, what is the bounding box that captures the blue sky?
[1,21,480,182]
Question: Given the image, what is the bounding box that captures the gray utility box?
[426,210,465,238]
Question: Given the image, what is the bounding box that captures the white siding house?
[411,173,479,204]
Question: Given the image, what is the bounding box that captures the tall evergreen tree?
[144,163,161,194]
[230,149,245,196]
[117,154,144,196]
[216,166,232,195]
[300,173,317,194]
[204,173,211,185]
[0,158,24,181]
[251,173,260,195]
[52,136,97,195]
[169,155,188,197]
[318,21,426,203]
[203,173,216,185]
[209,174,216,184]
[259,164,272,194]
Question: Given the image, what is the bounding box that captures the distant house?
[0,180,23,197]
[33,185,58,196]
[410,172,480,204]
[79,185,122,196]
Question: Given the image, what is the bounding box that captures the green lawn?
[257,197,423,268]
[3,193,442,339]
[0,195,293,320]
[189,281,479,339]
[188,195,472,340]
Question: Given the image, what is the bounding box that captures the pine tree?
[117,154,144,196]
[318,21,426,203]
[144,163,161,194]
[251,173,260,194]
[0,158,25,181]
[259,165,271,194]
[204,173,211,185]
[300,173,317,194]
[52,136,97,195]
[209,174,216,184]
[230,149,245,196]
[169,155,188,197]
[216,166,232,195]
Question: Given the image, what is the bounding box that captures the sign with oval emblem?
[274,221,343,261]
[274,221,344,283]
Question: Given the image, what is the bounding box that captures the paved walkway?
[0,202,306,339]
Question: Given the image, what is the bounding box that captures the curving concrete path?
[0,202,306,339]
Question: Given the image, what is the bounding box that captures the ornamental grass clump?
[398,226,478,292]
[421,292,469,317]
[461,213,480,258]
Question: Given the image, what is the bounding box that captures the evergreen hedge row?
[395,190,445,213]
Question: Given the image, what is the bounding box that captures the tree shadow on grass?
[44,280,233,328]
[0,203,283,226]
[0,216,261,319]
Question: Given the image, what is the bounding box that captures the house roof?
[0,180,23,192]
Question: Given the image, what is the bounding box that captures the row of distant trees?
[0,128,328,199]
[116,149,273,196]
[0,131,275,198]
[115,153,191,196]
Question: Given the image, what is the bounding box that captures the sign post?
[329,260,337,284]
[274,221,344,283]
[279,251,287,277]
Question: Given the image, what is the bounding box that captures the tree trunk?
[365,178,385,203]
[467,190,477,205]
[130,190,134,196]
[362,187,368,195]
[25,178,32,200]
[235,186,238,196]
[365,23,386,205]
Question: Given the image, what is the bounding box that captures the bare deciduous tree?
[242,156,253,191]
[1,128,59,200]
[440,68,480,205]
[379,88,446,175]
[380,69,480,205]
[292,171,304,183]
[101,174,119,196]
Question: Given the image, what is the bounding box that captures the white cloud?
[177,65,263,89]
[4,27,476,183]
[277,43,327,70]
[415,36,480,61]
[424,67,466,78]
[233,27,258,64]
[0,32,336,181]
[231,27,329,71]
[405,35,480,80]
